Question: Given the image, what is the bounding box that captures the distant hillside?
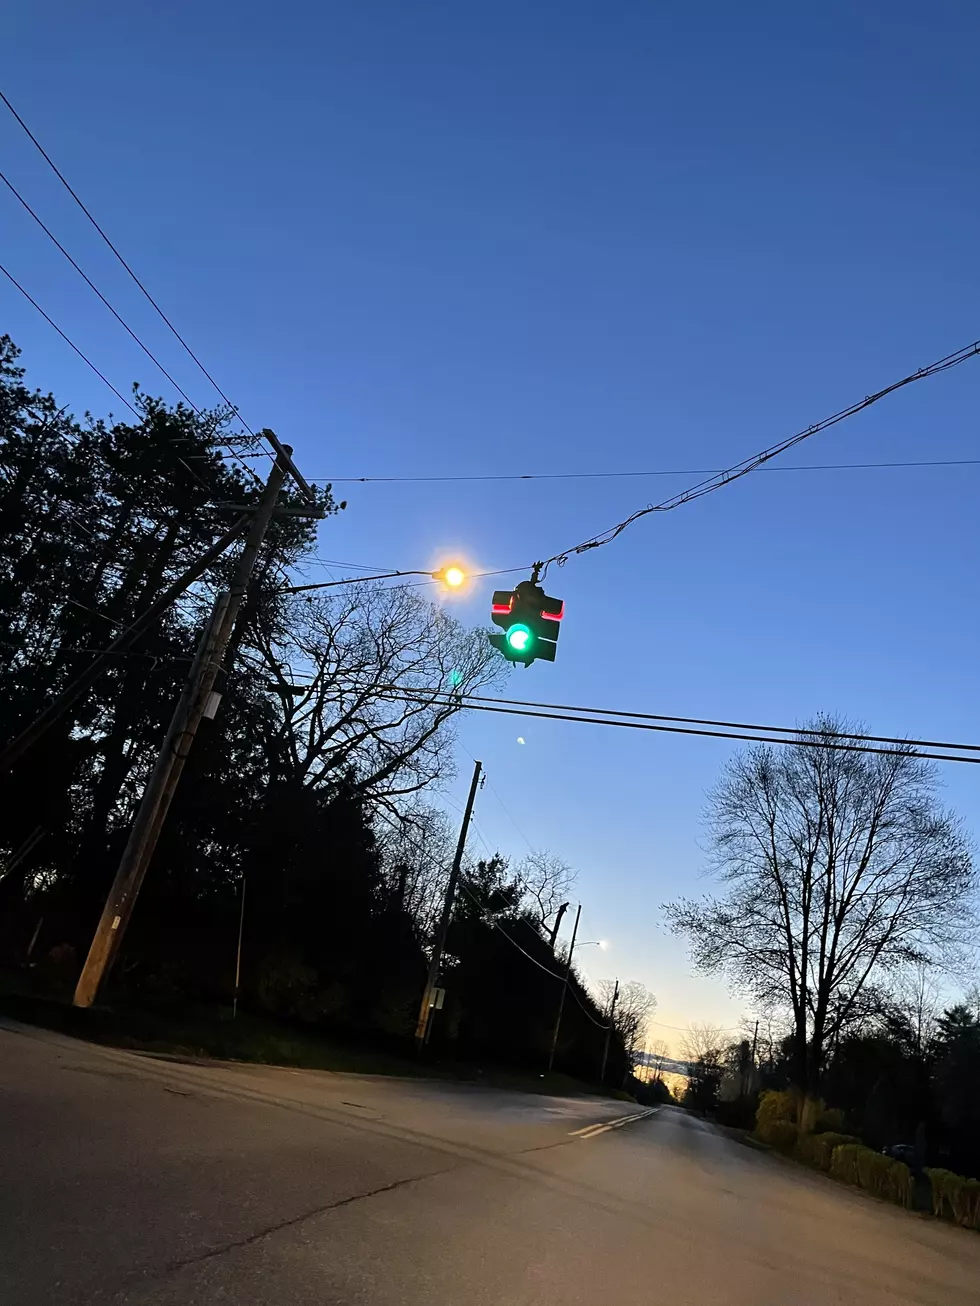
[635,1050,689,1077]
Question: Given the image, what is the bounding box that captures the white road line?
[568,1107,658,1139]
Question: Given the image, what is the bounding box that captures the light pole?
[599,977,619,1087]
[546,907,607,1073]
[280,564,469,595]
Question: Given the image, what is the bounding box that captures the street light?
[279,563,468,596]
[547,904,603,1074]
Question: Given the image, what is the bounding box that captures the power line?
[480,767,533,851]
[244,666,980,759]
[309,457,980,485]
[647,1018,742,1035]
[0,260,140,417]
[384,688,980,757]
[0,90,315,502]
[371,686,980,766]
[0,88,244,426]
[565,980,611,1029]
[0,168,204,412]
[534,338,980,575]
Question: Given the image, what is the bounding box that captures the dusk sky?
[4,2,979,1049]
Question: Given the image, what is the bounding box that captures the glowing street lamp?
[441,565,466,589]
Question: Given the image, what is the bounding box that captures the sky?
[3,2,980,1051]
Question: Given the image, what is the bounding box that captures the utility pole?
[599,977,619,1086]
[547,901,580,1073]
[232,873,246,1020]
[414,758,482,1049]
[73,453,290,1009]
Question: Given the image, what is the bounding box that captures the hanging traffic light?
[489,580,564,666]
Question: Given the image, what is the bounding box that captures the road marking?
[569,1107,658,1139]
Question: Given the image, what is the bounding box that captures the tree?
[930,1004,980,1174]
[248,583,503,806]
[682,1022,724,1113]
[665,719,976,1126]
[598,979,656,1072]
[647,1037,670,1080]
[514,850,576,942]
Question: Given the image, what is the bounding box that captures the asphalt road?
[3,1020,979,1305]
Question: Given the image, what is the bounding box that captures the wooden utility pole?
[414,758,482,1049]
[73,453,290,1008]
[547,901,581,1073]
[232,872,246,1020]
[599,977,619,1086]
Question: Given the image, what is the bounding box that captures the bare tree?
[682,1021,726,1069]
[249,584,504,805]
[375,802,455,941]
[666,718,976,1125]
[681,1022,725,1111]
[598,979,657,1070]
[647,1037,670,1079]
[514,850,576,940]
[890,962,943,1055]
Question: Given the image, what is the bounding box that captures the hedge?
[794,1130,860,1172]
[924,1169,980,1230]
[757,1119,798,1152]
[813,1106,846,1135]
[830,1143,913,1208]
[756,1090,797,1128]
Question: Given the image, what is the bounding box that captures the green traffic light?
[506,623,533,653]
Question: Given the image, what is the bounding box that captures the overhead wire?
[0,90,302,495]
[531,337,980,575]
[377,687,980,756]
[369,685,980,766]
[309,457,980,485]
[0,88,251,431]
[0,260,140,417]
[0,166,203,412]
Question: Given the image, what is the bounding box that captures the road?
[2,1020,979,1305]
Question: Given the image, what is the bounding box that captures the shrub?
[794,1130,860,1172]
[814,1106,846,1134]
[924,1169,980,1230]
[756,1089,797,1129]
[758,1119,798,1152]
[830,1144,912,1207]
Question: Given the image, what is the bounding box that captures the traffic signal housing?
[489,581,564,666]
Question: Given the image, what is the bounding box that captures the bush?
[758,1119,798,1152]
[830,1144,912,1208]
[814,1106,846,1134]
[924,1169,980,1230]
[794,1130,860,1172]
[756,1089,797,1128]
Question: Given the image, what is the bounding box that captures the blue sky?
[4,2,979,1048]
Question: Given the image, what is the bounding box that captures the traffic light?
[489,580,564,666]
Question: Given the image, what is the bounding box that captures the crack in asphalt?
[109,1164,462,1298]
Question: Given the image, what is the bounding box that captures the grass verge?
[0,985,615,1100]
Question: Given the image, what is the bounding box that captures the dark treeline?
[683,992,980,1180]
[0,336,631,1083]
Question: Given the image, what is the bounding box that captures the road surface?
[2,1019,979,1304]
